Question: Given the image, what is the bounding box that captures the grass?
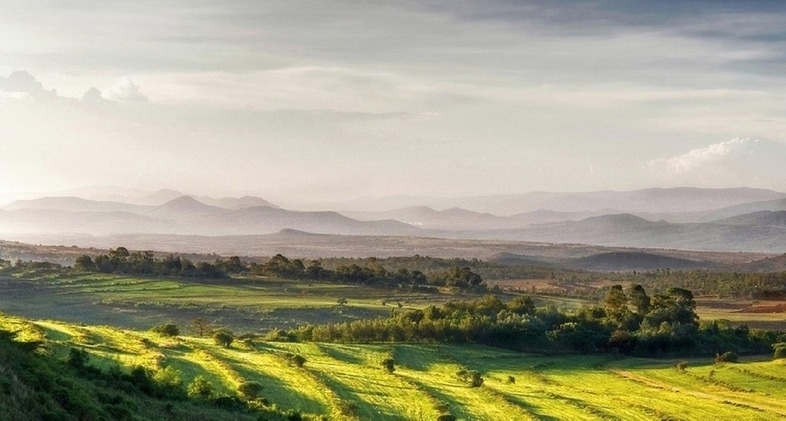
[3,312,786,420]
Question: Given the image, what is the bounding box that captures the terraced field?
[1,314,784,420]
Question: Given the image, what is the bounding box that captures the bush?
[213,330,234,348]
[67,348,90,371]
[285,353,307,368]
[456,369,484,387]
[237,381,263,400]
[381,358,395,373]
[774,343,786,359]
[187,375,214,399]
[151,323,180,337]
[715,351,739,363]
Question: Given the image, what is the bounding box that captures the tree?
[645,287,698,329]
[213,330,234,348]
[74,255,95,271]
[604,285,633,329]
[237,381,263,400]
[187,375,214,399]
[189,318,212,338]
[628,284,650,316]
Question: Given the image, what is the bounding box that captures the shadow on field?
[207,349,329,415]
[317,343,364,365]
[392,344,437,371]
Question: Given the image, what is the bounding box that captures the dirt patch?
[743,302,786,314]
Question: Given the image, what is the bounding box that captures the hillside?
[1,313,785,421]
[568,251,712,271]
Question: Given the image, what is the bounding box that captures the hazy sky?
[2,0,786,206]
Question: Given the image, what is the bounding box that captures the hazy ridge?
[2,187,786,254]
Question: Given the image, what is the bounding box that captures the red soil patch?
[743,303,786,314]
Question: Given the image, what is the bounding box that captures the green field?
[0,272,453,332]
[2,314,784,421]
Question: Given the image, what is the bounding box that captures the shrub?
[213,330,234,348]
[456,369,484,387]
[187,375,214,399]
[151,323,180,337]
[237,381,263,400]
[437,414,457,421]
[715,351,739,363]
[285,353,307,368]
[774,343,786,359]
[153,366,182,389]
[381,358,395,373]
[67,348,90,370]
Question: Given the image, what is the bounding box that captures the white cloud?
[0,70,57,98]
[104,78,148,101]
[81,87,105,103]
[647,138,758,174]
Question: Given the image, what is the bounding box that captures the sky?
[2,0,786,207]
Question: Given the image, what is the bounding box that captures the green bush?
[237,381,263,400]
[774,343,786,359]
[715,351,739,363]
[187,375,214,399]
[151,323,180,337]
[213,330,234,348]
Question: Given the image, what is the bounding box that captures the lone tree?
[213,330,234,348]
[190,318,212,338]
[382,358,395,373]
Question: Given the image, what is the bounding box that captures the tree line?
[285,285,782,357]
[72,249,487,291]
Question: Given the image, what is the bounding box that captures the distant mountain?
[567,251,711,271]
[328,187,786,215]
[486,252,554,267]
[211,206,420,236]
[133,189,186,206]
[460,213,786,253]
[713,211,786,227]
[199,196,280,210]
[343,206,514,230]
[0,209,172,235]
[147,196,227,218]
[730,254,786,272]
[3,196,149,213]
[704,199,786,222]
[3,187,786,254]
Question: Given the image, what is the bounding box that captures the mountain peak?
[152,196,223,215]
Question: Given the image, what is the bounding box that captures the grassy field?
[0,272,456,332]
[1,313,784,421]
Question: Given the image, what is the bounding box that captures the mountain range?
[2,187,786,254]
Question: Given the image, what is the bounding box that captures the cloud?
[104,78,148,101]
[0,70,57,98]
[647,138,759,174]
[641,138,786,190]
[81,87,105,103]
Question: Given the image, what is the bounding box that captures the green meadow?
[2,313,784,420]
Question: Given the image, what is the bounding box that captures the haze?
[2,1,786,208]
